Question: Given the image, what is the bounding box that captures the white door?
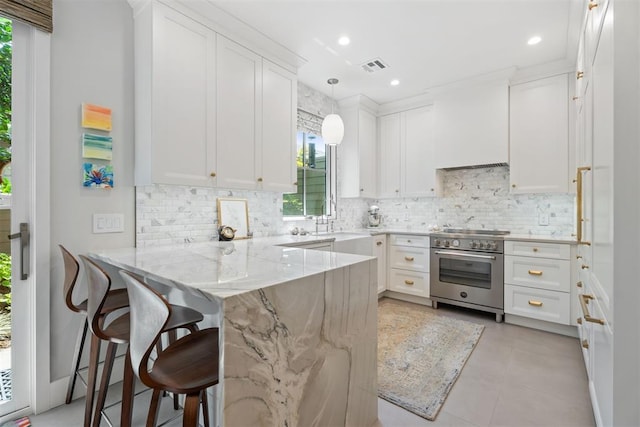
[0,19,50,419]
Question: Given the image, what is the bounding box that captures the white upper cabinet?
[134,3,217,187]
[434,81,509,169]
[379,106,439,198]
[403,106,438,197]
[339,98,377,198]
[378,114,401,198]
[509,74,570,193]
[131,1,298,191]
[216,36,262,190]
[260,60,297,193]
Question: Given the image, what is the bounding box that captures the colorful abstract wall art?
[83,163,113,189]
[82,133,113,160]
[81,103,112,131]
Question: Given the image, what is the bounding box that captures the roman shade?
[0,0,52,33]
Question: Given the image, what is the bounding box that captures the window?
[283,131,336,218]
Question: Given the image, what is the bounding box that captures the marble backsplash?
[136,166,575,247]
[366,166,576,236]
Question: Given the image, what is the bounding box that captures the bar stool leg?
[92,342,118,427]
[183,393,200,427]
[84,334,102,427]
[201,389,210,427]
[120,348,135,427]
[147,388,163,427]
[66,318,89,404]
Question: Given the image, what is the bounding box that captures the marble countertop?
[90,239,374,301]
[90,230,575,301]
[347,228,577,244]
[503,234,577,244]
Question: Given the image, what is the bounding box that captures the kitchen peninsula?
[89,239,378,427]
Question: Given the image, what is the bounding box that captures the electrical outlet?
[93,213,124,233]
[538,212,549,226]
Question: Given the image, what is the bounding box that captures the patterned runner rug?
[378,298,484,421]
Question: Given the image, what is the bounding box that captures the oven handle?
[433,250,497,261]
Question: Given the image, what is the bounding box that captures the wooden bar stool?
[79,255,204,427]
[120,270,220,427]
[59,245,129,405]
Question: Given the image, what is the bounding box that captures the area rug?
[378,298,484,421]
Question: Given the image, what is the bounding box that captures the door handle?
[8,222,29,280]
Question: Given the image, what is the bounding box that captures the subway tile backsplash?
[361,166,575,236]
[136,166,575,247]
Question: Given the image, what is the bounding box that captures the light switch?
[93,213,124,234]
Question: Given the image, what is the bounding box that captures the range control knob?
[479,242,485,249]
[470,241,478,249]
[444,240,451,247]
[452,239,460,247]
[434,239,441,246]
[487,241,496,250]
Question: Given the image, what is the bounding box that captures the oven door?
[430,249,504,309]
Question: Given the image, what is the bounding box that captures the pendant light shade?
[321,113,344,146]
[322,78,344,146]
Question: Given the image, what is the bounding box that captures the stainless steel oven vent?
[361,58,389,73]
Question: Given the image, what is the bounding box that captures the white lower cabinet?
[373,235,387,294]
[504,284,570,324]
[504,240,571,325]
[388,234,429,298]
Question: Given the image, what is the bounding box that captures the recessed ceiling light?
[527,36,542,46]
[338,36,350,46]
[390,79,400,86]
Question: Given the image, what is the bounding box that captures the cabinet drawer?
[504,255,570,292]
[389,246,429,272]
[390,234,429,248]
[389,269,429,298]
[504,241,570,259]
[504,284,570,324]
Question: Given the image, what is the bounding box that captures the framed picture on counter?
[217,198,250,239]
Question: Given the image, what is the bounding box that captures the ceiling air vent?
[361,58,389,73]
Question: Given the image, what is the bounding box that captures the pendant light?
[321,78,344,146]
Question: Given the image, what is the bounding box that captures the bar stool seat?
[147,328,219,393]
[121,271,220,427]
[79,255,204,427]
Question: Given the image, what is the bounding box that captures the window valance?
[0,0,52,33]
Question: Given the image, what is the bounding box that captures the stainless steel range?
[430,229,510,322]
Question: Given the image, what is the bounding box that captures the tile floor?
[28,300,595,427]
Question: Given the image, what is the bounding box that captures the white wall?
[49,0,135,382]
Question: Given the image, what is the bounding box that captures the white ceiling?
[211,0,583,105]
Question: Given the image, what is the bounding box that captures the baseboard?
[47,354,127,410]
[505,314,578,337]
[381,291,433,307]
